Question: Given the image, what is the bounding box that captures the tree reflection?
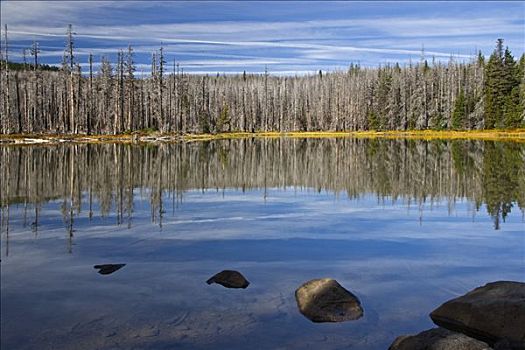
[481,142,525,229]
[0,138,523,238]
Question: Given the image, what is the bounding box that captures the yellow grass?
[1,129,524,144]
[168,129,525,143]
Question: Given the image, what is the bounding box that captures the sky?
[1,1,524,75]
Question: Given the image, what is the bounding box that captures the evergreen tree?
[367,111,379,130]
[502,48,522,128]
[375,67,392,130]
[477,50,485,66]
[484,40,521,128]
[452,90,466,129]
[216,104,230,132]
[484,40,505,128]
[515,54,525,127]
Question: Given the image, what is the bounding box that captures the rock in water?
[389,328,492,350]
[295,278,363,322]
[430,281,525,349]
[206,270,250,289]
[94,264,126,275]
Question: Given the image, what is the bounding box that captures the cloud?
[1,1,523,73]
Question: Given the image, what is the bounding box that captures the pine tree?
[519,54,525,125]
[502,49,522,128]
[484,40,504,128]
[484,40,521,129]
[216,104,230,132]
[452,90,466,130]
[375,67,392,130]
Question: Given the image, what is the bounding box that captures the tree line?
[0,25,524,135]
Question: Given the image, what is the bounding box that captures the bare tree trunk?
[4,25,11,134]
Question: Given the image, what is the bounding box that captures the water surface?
[1,138,524,349]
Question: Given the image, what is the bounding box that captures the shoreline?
[1,129,524,145]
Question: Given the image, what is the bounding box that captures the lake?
[1,138,524,349]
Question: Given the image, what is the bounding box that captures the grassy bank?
[1,129,525,145]
[186,129,525,142]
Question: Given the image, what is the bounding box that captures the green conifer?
[452,90,466,130]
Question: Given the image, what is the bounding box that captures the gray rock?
[94,264,126,275]
[430,281,525,349]
[295,278,363,323]
[389,327,492,350]
[206,270,250,289]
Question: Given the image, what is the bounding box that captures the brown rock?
[206,270,250,289]
[389,327,492,350]
[295,278,363,323]
[430,281,525,349]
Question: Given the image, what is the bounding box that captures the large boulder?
[295,278,363,322]
[206,270,250,289]
[430,281,525,349]
[389,327,492,350]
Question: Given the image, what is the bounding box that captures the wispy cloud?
[1,1,523,73]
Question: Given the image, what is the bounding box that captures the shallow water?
[1,138,524,349]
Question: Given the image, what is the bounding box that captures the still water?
[1,138,524,349]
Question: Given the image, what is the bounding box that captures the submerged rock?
[206,270,250,289]
[94,264,126,275]
[389,327,492,350]
[430,281,525,349]
[295,278,363,323]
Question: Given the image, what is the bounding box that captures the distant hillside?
[1,60,60,72]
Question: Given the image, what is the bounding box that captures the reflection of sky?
[2,189,524,349]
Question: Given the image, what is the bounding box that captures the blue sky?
[1,1,524,75]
